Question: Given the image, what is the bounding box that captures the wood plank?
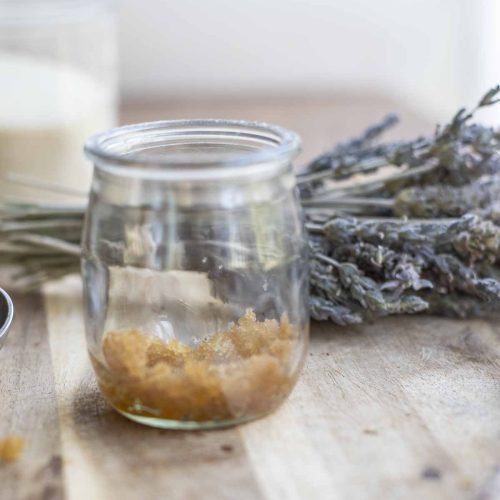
[275,317,499,500]
[41,277,500,499]
[0,294,65,500]
[2,277,499,500]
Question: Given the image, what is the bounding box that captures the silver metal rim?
[0,288,14,343]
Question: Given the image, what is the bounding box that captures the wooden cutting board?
[1,278,499,500]
[0,95,499,500]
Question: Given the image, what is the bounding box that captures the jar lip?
[84,119,302,181]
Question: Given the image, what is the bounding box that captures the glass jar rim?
[84,119,302,182]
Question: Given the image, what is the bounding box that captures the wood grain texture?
[0,294,64,500]
[1,95,499,500]
[0,278,497,500]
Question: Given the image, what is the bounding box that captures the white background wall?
[117,0,500,122]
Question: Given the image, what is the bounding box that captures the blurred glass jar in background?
[0,0,117,202]
[83,120,309,429]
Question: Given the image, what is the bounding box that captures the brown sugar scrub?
[91,310,303,423]
[0,436,25,462]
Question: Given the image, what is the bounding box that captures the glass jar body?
[82,121,309,429]
[0,1,118,201]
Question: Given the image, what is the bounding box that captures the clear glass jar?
[0,0,117,202]
[82,119,309,429]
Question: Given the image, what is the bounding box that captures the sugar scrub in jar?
[0,0,117,202]
[82,120,310,429]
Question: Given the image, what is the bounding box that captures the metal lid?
[0,288,14,349]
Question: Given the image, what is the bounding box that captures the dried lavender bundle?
[299,86,500,207]
[0,198,83,289]
[307,214,500,323]
[303,86,500,323]
[1,87,500,324]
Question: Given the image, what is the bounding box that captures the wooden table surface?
[1,94,500,500]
